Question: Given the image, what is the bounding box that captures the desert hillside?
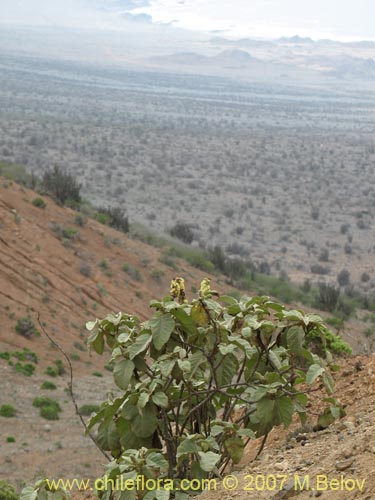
[1,178,374,499]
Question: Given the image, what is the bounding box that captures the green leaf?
[174,493,189,500]
[215,353,238,386]
[159,359,176,377]
[306,364,325,384]
[287,327,304,356]
[238,428,255,438]
[318,409,335,428]
[219,295,238,305]
[146,452,169,471]
[177,437,201,458]
[177,359,191,372]
[114,359,135,390]
[152,392,169,408]
[97,419,120,451]
[198,451,220,472]
[171,308,196,335]
[322,372,335,395]
[20,487,38,500]
[268,349,282,370]
[131,407,158,438]
[128,333,152,360]
[150,313,175,351]
[224,436,244,464]
[118,491,137,500]
[274,396,294,428]
[138,392,150,409]
[88,329,104,355]
[330,406,341,419]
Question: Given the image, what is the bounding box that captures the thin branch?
[255,433,268,460]
[37,314,110,461]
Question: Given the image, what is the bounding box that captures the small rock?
[296,434,308,443]
[275,461,287,471]
[335,458,354,471]
[43,424,51,432]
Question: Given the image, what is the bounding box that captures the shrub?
[44,366,58,377]
[79,404,100,416]
[33,397,62,420]
[315,283,340,312]
[32,197,46,208]
[169,222,194,244]
[95,206,129,233]
[74,341,86,352]
[151,269,165,283]
[0,404,16,417]
[14,362,35,376]
[361,272,371,283]
[42,165,81,205]
[122,263,142,281]
[0,481,18,500]
[6,436,15,443]
[15,317,38,338]
[32,397,62,411]
[55,359,65,375]
[86,279,346,493]
[74,214,86,226]
[337,269,350,287]
[79,264,92,277]
[310,264,330,275]
[40,405,60,420]
[12,348,38,363]
[41,381,57,390]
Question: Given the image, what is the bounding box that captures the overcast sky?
[0,0,374,41]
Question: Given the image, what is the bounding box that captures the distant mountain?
[213,49,258,64]
[147,49,260,69]
[210,36,275,48]
[277,35,315,44]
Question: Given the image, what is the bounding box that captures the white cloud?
[0,0,374,40]
[130,0,375,40]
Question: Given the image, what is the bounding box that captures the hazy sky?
[0,0,374,41]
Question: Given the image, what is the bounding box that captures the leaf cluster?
[85,281,347,498]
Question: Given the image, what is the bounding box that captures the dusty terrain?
[1,180,374,499]
[200,354,375,500]
[0,178,220,488]
[0,51,374,297]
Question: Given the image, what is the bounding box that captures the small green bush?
[32,197,46,208]
[73,341,86,352]
[40,405,60,420]
[6,436,16,443]
[41,381,57,390]
[44,366,58,377]
[0,404,16,417]
[74,214,86,226]
[32,397,61,410]
[12,348,38,364]
[33,397,62,420]
[55,359,66,375]
[122,263,142,281]
[92,371,103,377]
[79,404,100,416]
[14,362,35,376]
[15,317,38,338]
[0,480,18,500]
